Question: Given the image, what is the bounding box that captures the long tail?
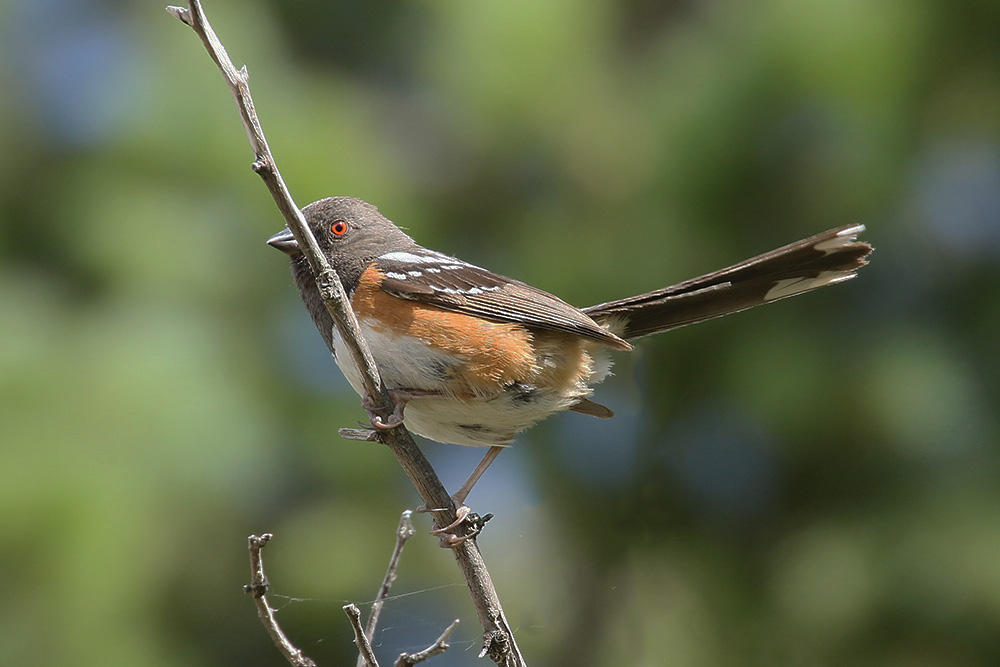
[584,224,873,340]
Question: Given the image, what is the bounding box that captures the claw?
[361,389,450,431]
[418,503,492,548]
[429,504,471,536]
[362,393,406,430]
[437,511,492,547]
[369,411,405,430]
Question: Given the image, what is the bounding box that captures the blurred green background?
[2,0,999,665]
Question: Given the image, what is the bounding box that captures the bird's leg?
[453,445,505,506]
[364,388,505,546]
[424,445,505,546]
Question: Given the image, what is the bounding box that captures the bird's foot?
[363,394,405,430]
[418,500,493,548]
[362,389,450,430]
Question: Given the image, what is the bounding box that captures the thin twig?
[167,3,526,664]
[345,604,381,667]
[167,0,382,406]
[394,619,460,667]
[356,511,417,667]
[243,535,317,667]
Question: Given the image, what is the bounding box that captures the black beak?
[267,227,300,255]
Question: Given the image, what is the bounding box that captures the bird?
[269,196,872,517]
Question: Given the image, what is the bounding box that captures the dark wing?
[374,249,630,349]
[584,224,873,339]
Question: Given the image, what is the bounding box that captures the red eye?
[331,220,348,236]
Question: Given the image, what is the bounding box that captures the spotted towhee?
[269,197,872,505]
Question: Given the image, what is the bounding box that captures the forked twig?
[394,620,460,667]
[244,534,316,667]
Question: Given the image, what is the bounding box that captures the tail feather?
[570,397,615,419]
[584,225,872,340]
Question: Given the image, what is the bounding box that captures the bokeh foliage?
[2,0,999,665]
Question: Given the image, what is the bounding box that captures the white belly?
[330,320,599,447]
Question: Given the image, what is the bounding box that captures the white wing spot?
[381,251,458,265]
[385,271,408,280]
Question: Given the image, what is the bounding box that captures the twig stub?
[165,6,192,25]
[244,533,273,598]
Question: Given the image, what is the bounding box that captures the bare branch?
[394,619,460,667]
[243,534,317,667]
[345,604,381,667]
[167,0,380,404]
[168,3,526,663]
[356,511,417,667]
